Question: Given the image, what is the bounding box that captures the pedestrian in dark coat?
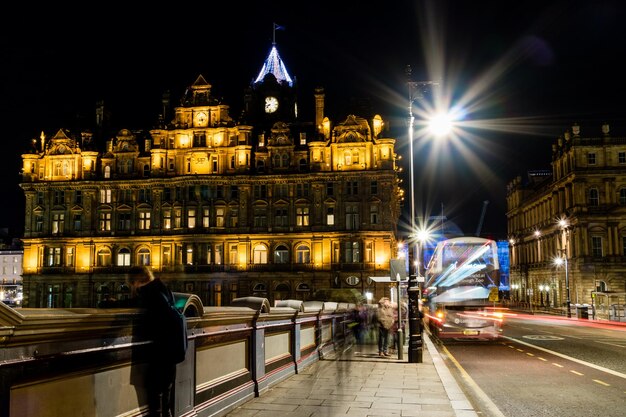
[127,266,178,417]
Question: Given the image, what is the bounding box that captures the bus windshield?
[424,237,500,304]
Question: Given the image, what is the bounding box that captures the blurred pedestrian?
[389,301,407,354]
[376,297,394,357]
[127,266,179,417]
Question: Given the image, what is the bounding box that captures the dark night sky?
[1,1,626,239]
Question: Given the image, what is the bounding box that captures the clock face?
[195,112,207,125]
[264,96,279,113]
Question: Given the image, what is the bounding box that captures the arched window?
[253,244,268,264]
[252,282,267,298]
[273,154,281,168]
[97,248,111,266]
[104,165,111,178]
[274,283,290,301]
[274,244,289,264]
[352,150,359,164]
[117,248,131,266]
[281,154,289,167]
[344,151,352,165]
[137,247,151,265]
[295,244,310,264]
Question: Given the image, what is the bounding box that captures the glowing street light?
[415,228,431,280]
[427,112,454,137]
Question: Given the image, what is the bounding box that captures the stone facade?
[19,48,403,308]
[507,123,626,309]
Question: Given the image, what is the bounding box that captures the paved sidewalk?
[224,332,477,417]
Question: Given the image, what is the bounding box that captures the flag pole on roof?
[273,22,285,45]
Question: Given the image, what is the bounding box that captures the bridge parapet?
[0,298,356,417]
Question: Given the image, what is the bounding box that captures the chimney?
[314,87,325,134]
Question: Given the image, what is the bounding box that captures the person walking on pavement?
[376,297,395,357]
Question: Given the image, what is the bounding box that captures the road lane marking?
[504,335,626,380]
[597,341,626,348]
[570,370,583,376]
[526,352,535,356]
[433,340,506,417]
[553,363,563,368]
[537,357,547,361]
[593,379,610,386]
[522,335,564,341]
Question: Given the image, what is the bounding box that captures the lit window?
[188,208,196,229]
[296,244,310,264]
[97,248,111,266]
[253,244,268,264]
[216,208,225,227]
[186,246,194,265]
[99,212,111,231]
[296,207,309,226]
[163,210,172,229]
[162,246,171,266]
[326,207,335,225]
[139,212,151,230]
[229,244,238,265]
[137,248,151,265]
[52,213,65,234]
[117,248,131,266]
[202,208,210,228]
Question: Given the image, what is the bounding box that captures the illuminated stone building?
[507,123,626,310]
[19,44,403,308]
[0,249,22,307]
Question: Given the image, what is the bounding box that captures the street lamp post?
[559,219,572,318]
[564,252,571,317]
[406,66,438,363]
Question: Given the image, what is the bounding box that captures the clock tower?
[243,44,298,131]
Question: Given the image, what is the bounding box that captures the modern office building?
[507,123,626,312]
[19,44,403,308]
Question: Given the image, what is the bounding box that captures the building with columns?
[507,123,626,313]
[19,44,403,308]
